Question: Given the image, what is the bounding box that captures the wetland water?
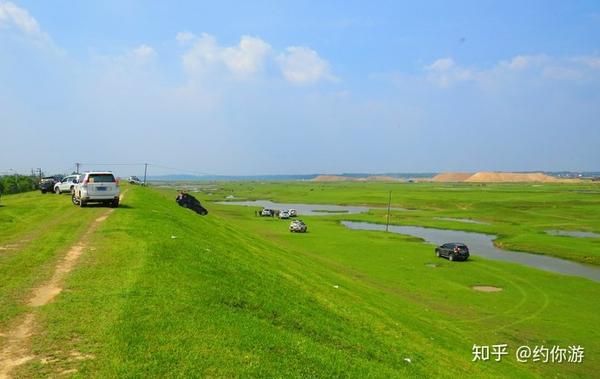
[342,221,600,282]
[545,230,600,238]
[216,200,406,216]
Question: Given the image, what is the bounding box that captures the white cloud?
[419,53,600,89]
[132,44,156,61]
[0,1,59,53]
[507,55,529,70]
[0,1,40,35]
[574,56,600,69]
[176,31,195,44]
[277,46,336,84]
[181,33,271,78]
[424,57,473,88]
[426,58,454,72]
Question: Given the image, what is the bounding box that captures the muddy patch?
[472,285,503,292]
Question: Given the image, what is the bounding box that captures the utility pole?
[37,168,42,182]
[75,162,80,174]
[385,190,392,232]
[143,163,148,186]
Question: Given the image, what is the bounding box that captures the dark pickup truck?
[39,176,60,194]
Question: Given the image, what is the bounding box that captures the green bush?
[0,175,38,195]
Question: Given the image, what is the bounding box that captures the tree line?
[0,174,40,195]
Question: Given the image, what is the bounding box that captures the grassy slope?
[0,191,105,328]
[9,185,597,378]
[210,181,600,265]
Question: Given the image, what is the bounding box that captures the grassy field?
[206,181,600,265]
[1,183,599,378]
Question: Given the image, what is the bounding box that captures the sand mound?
[465,172,559,183]
[431,171,568,183]
[431,172,473,182]
[313,175,351,182]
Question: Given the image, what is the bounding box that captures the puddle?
[434,217,489,225]
[546,230,600,238]
[341,221,600,282]
[472,286,503,292]
[217,200,406,216]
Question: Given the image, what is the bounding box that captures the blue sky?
[1,1,600,175]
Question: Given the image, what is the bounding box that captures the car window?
[88,174,116,183]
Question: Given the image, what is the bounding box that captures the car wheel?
[110,200,119,208]
[72,194,79,206]
[79,199,87,207]
[435,249,441,257]
[449,253,454,261]
[55,187,61,194]
[41,190,46,194]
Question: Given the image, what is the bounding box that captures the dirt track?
[0,195,122,379]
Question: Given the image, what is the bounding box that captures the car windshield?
[88,174,115,183]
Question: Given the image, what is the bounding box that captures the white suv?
[54,174,81,194]
[72,172,120,207]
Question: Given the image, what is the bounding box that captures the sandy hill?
[431,173,473,182]
[313,175,352,182]
[464,172,560,183]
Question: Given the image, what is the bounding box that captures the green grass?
[1,183,598,377]
[202,181,600,265]
[0,191,105,329]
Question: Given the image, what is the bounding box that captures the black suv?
[39,176,60,194]
[435,243,470,261]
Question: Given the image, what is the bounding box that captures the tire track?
[0,194,124,378]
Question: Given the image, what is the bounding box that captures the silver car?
[289,220,307,233]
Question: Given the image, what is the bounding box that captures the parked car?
[260,208,273,217]
[72,172,120,207]
[54,175,81,194]
[176,192,208,215]
[39,176,59,193]
[288,209,297,217]
[289,220,307,233]
[128,176,143,185]
[279,210,290,219]
[435,243,470,261]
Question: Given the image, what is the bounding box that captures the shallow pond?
[546,230,600,238]
[216,200,406,216]
[341,221,600,282]
[434,217,489,225]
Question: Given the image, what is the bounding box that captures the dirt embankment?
[430,173,473,182]
[431,171,577,183]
